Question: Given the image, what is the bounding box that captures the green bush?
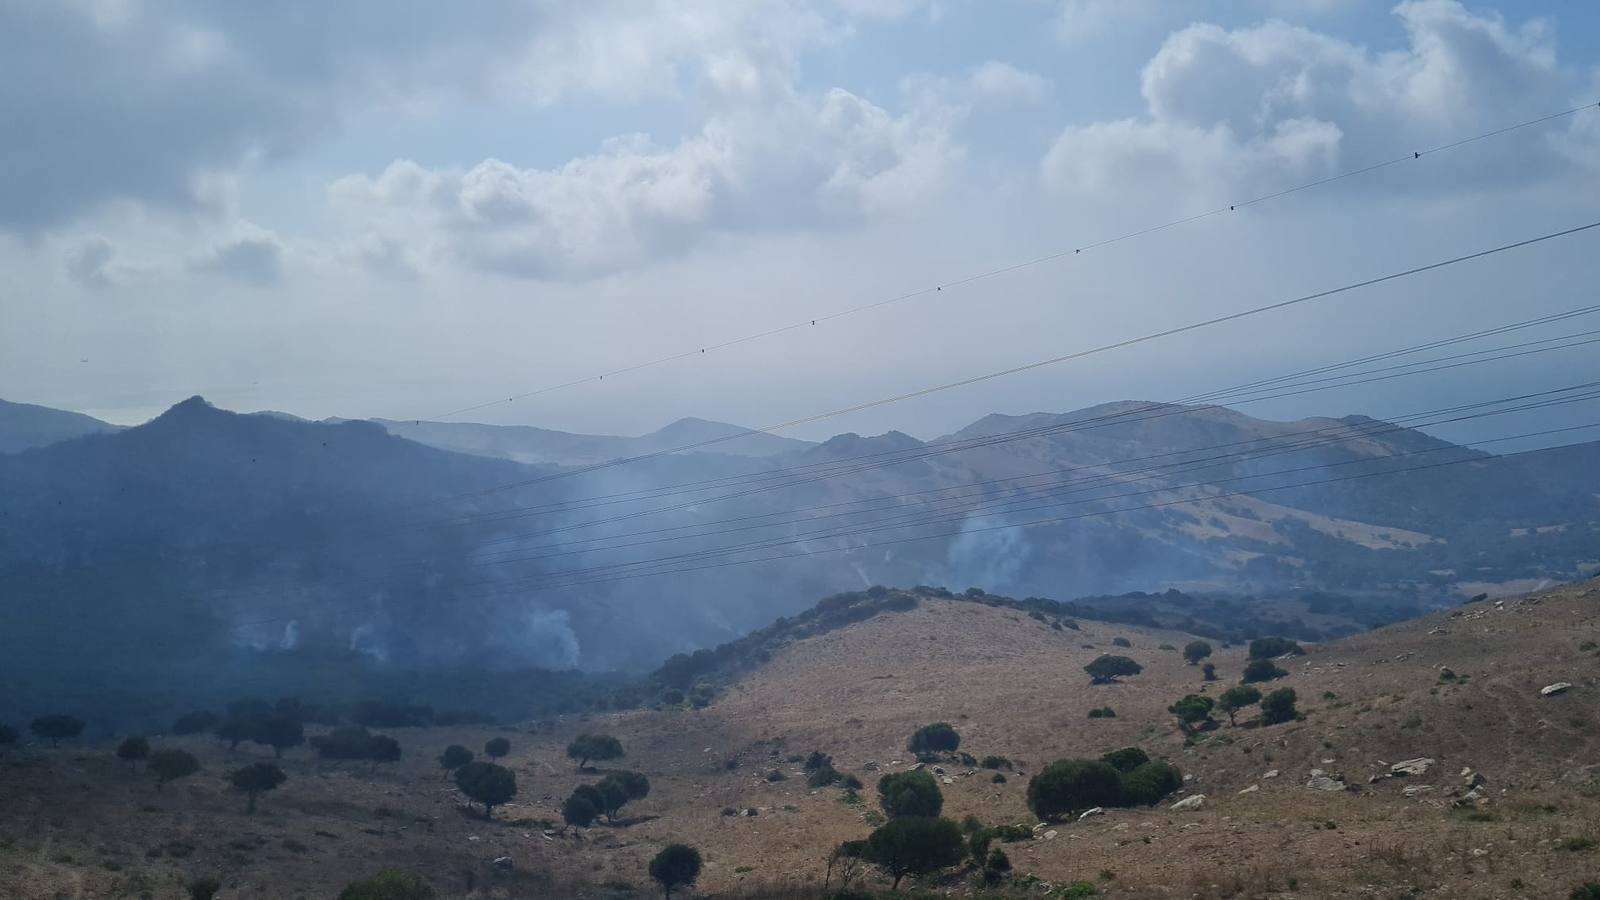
[562,792,598,828]
[229,761,286,813]
[148,748,200,791]
[117,736,150,767]
[187,877,222,900]
[1098,747,1149,774]
[877,770,943,818]
[438,745,473,771]
[1085,655,1142,684]
[1241,659,1289,684]
[483,737,510,759]
[454,762,516,819]
[1027,760,1124,821]
[1111,637,1132,648]
[337,870,435,900]
[1572,883,1600,900]
[1168,694,1215,734]
[1183,641,1213,665]
[1087,706,1117,719]
[649,844,703,898]
[566,733,624,769]
[1217,685,1263,725]
[1248,637,1304,660]
[980,755,1012,770]
[1119,761,1183,807]
[1201,662,1218,681]
[1261,688,1299,725]
[864,816,965,889]
[907,722,960,754]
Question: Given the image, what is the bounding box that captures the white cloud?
[190,228,285,287]
[66,237,117,290]
[329,84,973,280]
[1042,1,1584,200]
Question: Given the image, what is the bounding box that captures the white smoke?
[944,515,1033,592]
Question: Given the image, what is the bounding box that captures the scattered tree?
[1111,637,1132,648]
[605,770,652,808]
[172,711,220,735]
[1248,637,1305,660]
[907,722,960,754]
[1098,747,1149,774]
[483,736,510,759]
[148,748,200,791]
[1027,759,1124,821]
[1261,688,1299,725]
[1201,662,1218,681]
[1168,694,1216,735]
[438,744,474,772]
[454,761,517,819]
[1086,706,1117,719]
[1242,659,1289,684]
[824,840,868,891]
[649,844,703,898]
[311,726,400,764]
[230,761,287,813]
[117,736,150,769]
[877,769,943,818]
[1119,760,1184,807]
[1217,686,1262,726]
[215,717,254,750]
[30,715,84,747]
[566,733,624,770]
[1085,655,1143,684]
[864,816,965,889]
[336,870,436,900]
[250,713,305,759]
[562,792,599,829]
[1183,640,1213,665]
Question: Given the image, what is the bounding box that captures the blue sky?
[2,1,1597,450]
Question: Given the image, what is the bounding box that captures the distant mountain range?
[2,395,1596,691]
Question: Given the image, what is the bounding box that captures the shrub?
[907,722,960,754]
[1099,747,1149,774]
[863,816,965,889]
[117,736,150,768]
[1261,688,1299,725]
[1201,662,1218,681]
[1085,655,1143,684]
[438,745,474,771]
[1248,637,1305,660]
[229,762,287,813]
[1183,640,1213,665]
[595,771,649,819]
[311,727,400,763]
[1572,883,1600,900]
[454,761,517,819]
[649,844,703,898]
[983,848,1012,884]
[877,770,943,818]
[0,724,16,751]
[841,773,864,790]
[148,748,200,791]
[172,711,219,735]
[561,792,598,829]
[1217,686,1263,726]
[214,717,254,750]
[483,737,510,759]
[250,713,305,759]
[1168,694,1215,734]
[1111,637,1132,648]
[1086,706,1117,719]
[980,755,1012,770]
[1027,760,1124,821]
[29,715,84,747]
[187,877,222,900]
[1119,761,1183,807]
[566,733,624,770]
[991,772,1007,784]
[808,764,842,788]
[766,769,787,782]
[1241,659,1289,684]
[336,870,435,900]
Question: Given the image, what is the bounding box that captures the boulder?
[932,766,945,775]
[1401,785,1433,798]
[1541,682,1573,697]
[1306,775,1347,792]
[492,856,513,871]
[1169,794,1206,811]
[1460,767,1485,788]
[1390,758,1435,777]
[1078,807,1105,820]
[1238,784,1259,795]
[1262,769,1280,780]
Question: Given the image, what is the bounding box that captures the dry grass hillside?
[3,584,1599,899]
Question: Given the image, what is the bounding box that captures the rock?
[1541,682,1573,697]
[910,762,926,771]
[941,776,954,785]
[864,761,880,771]
[1238,785,1259,795]
[492,856,513,870]
[1401,785,1433,798]
[1321,758,1335,765]
[1471,848,1488,857]
[1043,830,1059,840]
[467,835,481,842]
[1306,775,1347,792]
[1560,765,1600,786]
[1309,768,1326,778]
[1078,807,1105,820]
[1438,667,1456,679]
[1169,794,1206,811]
[741,807,759,817]
[1390,758,1435,777]
[1262,769,1280,780]
[1460,767,1485,788]
[932,766,945,775]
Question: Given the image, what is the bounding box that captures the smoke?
[279,620,300,650]
[944,515,1033,592]
[485,606,581,669]
[348,623,388,663]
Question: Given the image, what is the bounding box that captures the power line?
[423,101,1599,423]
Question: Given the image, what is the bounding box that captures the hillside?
[3,582,1598,898]
[0,398,119,453]
[368,416,816,466]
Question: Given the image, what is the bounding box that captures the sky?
[2,0,1599,450]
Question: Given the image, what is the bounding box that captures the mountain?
[366,415,815,465]
[0,397,119,453]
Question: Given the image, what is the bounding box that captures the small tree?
[1260,688,1299,725]
[251,713,305,759]
[1248,637,1304,660]
[1099,747,1149,774]
[438,744,473,772]
[566,733,624,770]
[337,870,436,900]
[230,761,287,812]
[1183,640,1213,665]
[562,792,599,830]
[596,771,650,819]
[907,722,960,755]
[1168,694,1215,735]
[824,840,868,891]
[1217,685,1262,726]
[877,769,943,818]
[1201,662,1218,681]
[1085,655,1143,684]
[1026,759,1124,821]
[117,736,150,769]
[149,748,200,791]
[30,715,84,747]
[649,844,703,898]
[188,877,222,900]
[454,761,516,819]
[484,736,510,759]
[1119,760,1184,806]
[1241,659,1289,684]
[215,717,254,750]
[864,816,965,889]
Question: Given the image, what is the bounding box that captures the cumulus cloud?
[328,83,979,279]
[65,237,117,289]
[1042,0,1586,199]
[190,230,285,287]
